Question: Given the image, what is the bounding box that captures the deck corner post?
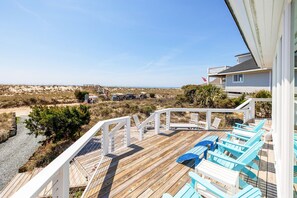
[102,123,109,155]
[165,110,171,130]
[52,163,69,198]
[154,112,160,134]
[139,127,144,141]
[243,109,248,123]
[249,99,255,120]
[206,110,211,130]
[125,117,131,146]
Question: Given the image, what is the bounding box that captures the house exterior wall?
[224,71,271,93]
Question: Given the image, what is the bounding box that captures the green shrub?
[25,105,90,143]
[74,90,89,102]
[252,90,272,118]
[149,93,156,98]
[140,105,156,116]
[194,84,228,108]
[252,90,271,98]
[232,93,246,106]
[181,84,201,103]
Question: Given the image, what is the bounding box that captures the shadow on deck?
[81,130,277,198]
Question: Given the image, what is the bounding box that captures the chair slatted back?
[212,117,221,129]
[190,113,199,124]
[253,119,267,131]
[238,141,264,164]
[245,130,264,146]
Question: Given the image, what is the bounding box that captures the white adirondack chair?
[198,117,221,130]
[190,113,199,124]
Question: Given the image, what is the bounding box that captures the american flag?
[201,77,207,83]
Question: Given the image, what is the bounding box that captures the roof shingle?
[218,58,259,74]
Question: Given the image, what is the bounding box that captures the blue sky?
[0,0,247,87]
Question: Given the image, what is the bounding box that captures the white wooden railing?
[12,116,131,198]
[153,108,249,133]
[12,98,271,197]
[235,98,272,120]
[208,66,230,75]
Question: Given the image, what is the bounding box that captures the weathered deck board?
[83,131,225,198]
[83,130,277,198]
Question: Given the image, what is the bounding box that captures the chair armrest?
[208,151,246,166]
[227,133,250,141]
[162,194,173,198]
[198,121,206,125]
[234,123,251,128]
[188,172,227,198]
[232,129,256,138]
[217,142,245,154]
[221,139,250,149]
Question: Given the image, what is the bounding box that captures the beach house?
[6,0,297,197]
[208,53,272,93]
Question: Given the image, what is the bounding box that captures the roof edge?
[224,0,260,68]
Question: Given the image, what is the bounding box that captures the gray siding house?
[207,53,272,93]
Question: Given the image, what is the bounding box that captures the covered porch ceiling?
[225,0,285,68]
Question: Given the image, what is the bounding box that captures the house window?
[233,74,243,83]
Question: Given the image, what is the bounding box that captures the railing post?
[166,110,171,130]
[139,128,144,141]
[243,110,248,123]
[52,163,69,198]
[249,99,255,120]
[125,117,131,146]
[102,123,109,155]
[109,133,114,153]
[154,112,160,134]
[206,110,211,130]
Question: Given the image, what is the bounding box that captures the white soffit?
[226,0,284,68]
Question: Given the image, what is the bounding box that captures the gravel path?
[0,116,44,190]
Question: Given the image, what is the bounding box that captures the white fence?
[11,98,271,198]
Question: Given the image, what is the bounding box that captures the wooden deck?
[0,128,277,197]
[82,130,277,198]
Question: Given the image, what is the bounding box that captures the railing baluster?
[102,123,109,155]
[206,110,211,130]
[166,110,171,130]
[125,117,130,146]
[52,163,69,198]
[109,133,114,153]
[249,99,255,120]
[154,112,160,134]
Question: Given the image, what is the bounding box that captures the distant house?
[207,53,272,93]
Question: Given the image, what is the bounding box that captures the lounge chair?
[177,136,219,165]
[198,117,221,130]
[190,113,199,124]
[170,113,199,130]
[294,139,297,183]
[162,172,262,198]
[176,146,208,166]
[220,130,265,157]
[194,135,219,151]
[208,141,264,185]
[232,119,267,138]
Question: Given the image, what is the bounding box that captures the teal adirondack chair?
[294,140,297,184]
[234,119,267,132]
[162,172,262,198]
[208,141,264,186]
[220,130,265,159]
[231,119,267,139]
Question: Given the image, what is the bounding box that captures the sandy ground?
[0,103,81,116]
